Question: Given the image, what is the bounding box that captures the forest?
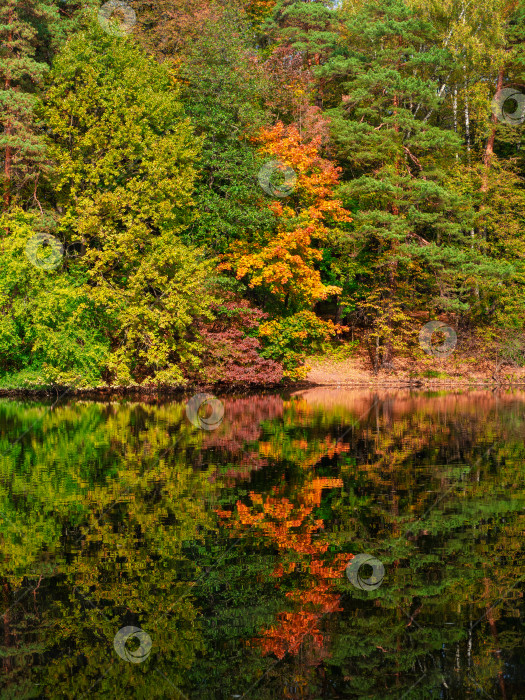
[1,0,524,388]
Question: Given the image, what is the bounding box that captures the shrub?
[258,311,345,379]
[195,298,283,384]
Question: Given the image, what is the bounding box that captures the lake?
[1,389,524,698]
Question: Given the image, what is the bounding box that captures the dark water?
[1,389,524,699]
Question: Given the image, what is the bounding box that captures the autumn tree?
[222,121,350,312]
[219,122,351,375]
[193,297,283,384]
[132,0,213,58]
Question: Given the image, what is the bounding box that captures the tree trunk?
[3,8,13,210]
[481,67,505,193]
[464,70,471,160]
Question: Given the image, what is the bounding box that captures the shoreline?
[1,378,525,400]
[1,353,524,399]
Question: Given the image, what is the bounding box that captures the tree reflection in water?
[0,390,524,698]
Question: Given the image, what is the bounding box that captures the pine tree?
[0,0,62,209]
[321,0,511,369]
[0,0,85,211]
[262,0,340,120]
[267,0,339,68]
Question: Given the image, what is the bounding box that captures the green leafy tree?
[175,6,276,254]
[43,24,215,385]
[0,208,108,386]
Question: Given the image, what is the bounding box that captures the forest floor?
[306,351,525,387]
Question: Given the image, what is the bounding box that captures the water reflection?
[0,390,524,698]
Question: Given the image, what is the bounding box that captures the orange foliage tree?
[221,122,351,312]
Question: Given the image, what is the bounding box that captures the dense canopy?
[1,0,524,387]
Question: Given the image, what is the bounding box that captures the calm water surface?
[1,389,524,698]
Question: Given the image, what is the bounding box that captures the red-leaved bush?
[194,298,283,384]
